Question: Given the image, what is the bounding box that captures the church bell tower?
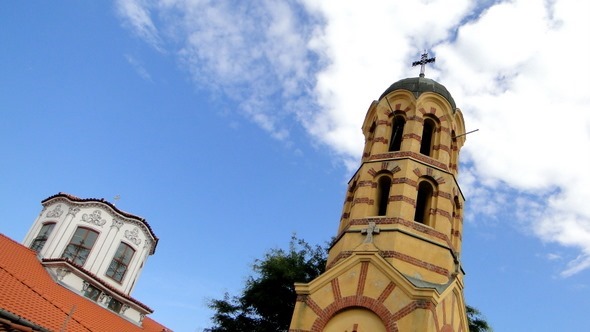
[290,54,469,332]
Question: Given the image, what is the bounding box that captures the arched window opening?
[389,115,406,151]
[62,227,99,266]
[106,242,135,283]
[420,118,436,156]
[414,181,434,224]
[377,176,392,216]
[30,223,56,252]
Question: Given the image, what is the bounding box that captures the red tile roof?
[0,234,171,332]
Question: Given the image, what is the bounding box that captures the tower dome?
[379,76,457,112]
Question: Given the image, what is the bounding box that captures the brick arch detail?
[310,296,398,332]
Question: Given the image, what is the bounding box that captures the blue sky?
[1,1,589,331]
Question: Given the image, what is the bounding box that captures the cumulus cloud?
[116,0,590,276]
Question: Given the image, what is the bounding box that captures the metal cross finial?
[361,222,380,243]
[412,51,436,77]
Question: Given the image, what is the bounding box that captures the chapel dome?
[379,76,456,112]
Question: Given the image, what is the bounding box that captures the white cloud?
[118,0,319,141]
[115,0,164,51]
[125,54,153,81]
[117,0,590,276]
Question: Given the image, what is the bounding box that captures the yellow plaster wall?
[310,281,336,309]
[362,264,391,299]
[395,308,436,332]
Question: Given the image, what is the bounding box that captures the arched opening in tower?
[414,181,434,224]
[377,176,392,216]
[389,115,405,151]
[420,118,435,156]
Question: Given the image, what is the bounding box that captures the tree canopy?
[204,235,491,332]
[205,235,326,332]
[466,305,493,332]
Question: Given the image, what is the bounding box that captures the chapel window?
[107,297,123,313]
[420,118,436,156]
[389,115,406,151]
[414,181,434,225]
[377,176,392,216]
[62,227,99,266]
[30,223,56,252]
[82,283,101,301]
[106,242,135,283]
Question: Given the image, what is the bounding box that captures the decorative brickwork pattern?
[391,177,418,187]
[331,279,342,300]
[326,251,353,269]
[368,162,401,177]
[389,195,416,205]
[377,282,396,303]
[381,251,449,277]
[358,180,374,188]
[309,296,399,332]
[347,217,450,242]
[353,197,374,205]
[373,137,388,145]
[370,151,450,171]
[391,299,434,321]
[356,262,369,296]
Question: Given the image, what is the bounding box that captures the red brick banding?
[331,278,342,300]
[377,282,396,303]
[308,296,399,332]
[381,251,450,277]
[356,262,369,296]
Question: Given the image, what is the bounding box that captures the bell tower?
[290,54,469,332]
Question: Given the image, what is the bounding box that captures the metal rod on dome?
[453,129,479,139]
[384,96,395,113]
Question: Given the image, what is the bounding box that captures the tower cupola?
[23,193,159,324]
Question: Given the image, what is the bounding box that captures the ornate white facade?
[23,193,159,325]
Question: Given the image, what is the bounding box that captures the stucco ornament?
[67,206,81,216]
[124,227,142,245]
[81,210,106,227]
[111,218,124,230]
[46,204,63,218]
[56,267,70,281]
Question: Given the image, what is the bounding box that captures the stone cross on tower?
[412,51,435,77]
[361,222,380,243]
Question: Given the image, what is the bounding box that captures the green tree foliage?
[204,235,326,332]
[467,304,492,332]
